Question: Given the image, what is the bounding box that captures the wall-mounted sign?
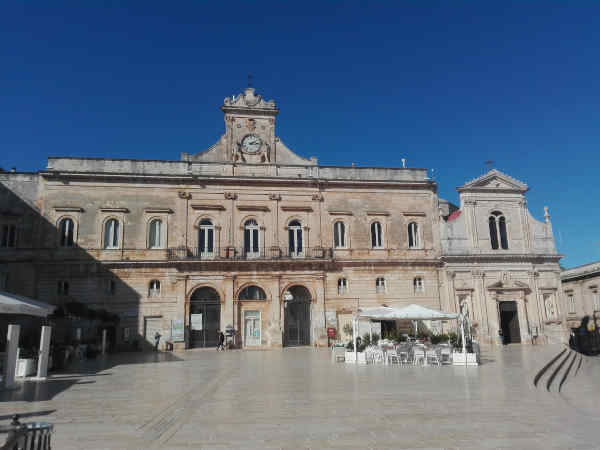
[325,311,337,328]
[190,314,203,331]
[171,319,184,342]
[327,328,336,338]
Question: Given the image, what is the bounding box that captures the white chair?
[387,350,400,365]
[412,347,425,366]
[440,347,452,365]
[426,349,441,366]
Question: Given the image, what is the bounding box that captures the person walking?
[217,329,225,351]
[154,331,161,351]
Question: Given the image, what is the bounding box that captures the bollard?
[35,326,52,380]
[4,324,20,390]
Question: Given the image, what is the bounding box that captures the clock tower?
[222,87,279,164]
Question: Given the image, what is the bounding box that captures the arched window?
[1,224,17,248]
[244,219,260,258]
[198,219,214,257]
[371,222,383,249]
[103,219,120,249]
[489,211,508,250]
[337,278,348,295]
[376,277,386,293]
[59,218,75,247]
[149,280,161,297]
[408,222,420,249]
[288,220,303,257]
[148,219,163,249]
[333,221,346,248]
[238,285,267,300]
[413,277,424,293]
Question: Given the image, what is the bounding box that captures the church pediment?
[458,169,528,193]
[487,280,530,291]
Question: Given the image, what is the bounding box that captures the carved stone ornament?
[224,192,238,200]
[247,118,256,131]
[312,193,324,202]
[269,194,282,201]
[223,88,277,110]
[178,191,192,200]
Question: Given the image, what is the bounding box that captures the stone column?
[4,324,20,389]
[35,326,52,380]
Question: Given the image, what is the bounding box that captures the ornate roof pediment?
[222,88,278,114]
[458,169,528,193]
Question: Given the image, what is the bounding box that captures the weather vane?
[485,160,494,170]
[248,73,253,88]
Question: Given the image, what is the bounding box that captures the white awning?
[0,291,56,317]
[358,304,457,320]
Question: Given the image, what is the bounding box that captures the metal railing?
[0,415,53,450]
[167,246,334,261]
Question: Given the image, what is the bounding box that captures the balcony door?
[198,219,214,258]
[244,219,260,258]
[288,220,304,258]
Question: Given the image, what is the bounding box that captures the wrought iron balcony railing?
[166,246,334,261]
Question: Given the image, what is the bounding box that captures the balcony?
[167,246,333,261]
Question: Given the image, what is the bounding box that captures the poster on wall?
[171,319,184,342]
[190,314,203,331]
[325,311,337,328]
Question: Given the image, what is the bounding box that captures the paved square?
[1,345,599,449]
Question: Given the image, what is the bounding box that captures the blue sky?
[1,2,598,267]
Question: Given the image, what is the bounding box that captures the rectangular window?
[0,273,7,290]
[57,280,69,296]
[568,295,576,314]
[593,292,599,312]
[1,224,17,248]
[376,277,386,293]
[105,279,116,295]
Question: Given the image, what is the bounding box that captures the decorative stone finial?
[544,206,550,223]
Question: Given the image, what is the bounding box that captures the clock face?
[241,134,262,154]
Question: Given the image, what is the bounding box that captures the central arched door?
[189,287,220,348]
[284,285,311,347]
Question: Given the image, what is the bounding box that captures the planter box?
[452,352,478,366]
[345,351,368,364]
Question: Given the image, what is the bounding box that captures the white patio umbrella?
[354,304,458,364]
[0,291,56,317]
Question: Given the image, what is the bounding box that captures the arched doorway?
[189,287,220,348]
[284,285,311,347]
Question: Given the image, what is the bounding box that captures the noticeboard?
[190,314,203,331]
[171,319,184,342]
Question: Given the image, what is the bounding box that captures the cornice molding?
[99,207,129,213]
[144,208,173,214]
[281,206,313,212]
[190,204,226,211]
[237,205,269,212]
[53,206,84,213]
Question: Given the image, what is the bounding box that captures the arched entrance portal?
[284,285,311,347]
[189,287,220,348]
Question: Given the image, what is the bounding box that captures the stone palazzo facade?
[0,88,565,349]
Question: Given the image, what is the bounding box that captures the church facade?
[0,87,565,349]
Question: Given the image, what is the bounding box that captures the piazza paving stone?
[1,344,599,449]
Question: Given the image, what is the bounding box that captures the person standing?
[154,331,161,351]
